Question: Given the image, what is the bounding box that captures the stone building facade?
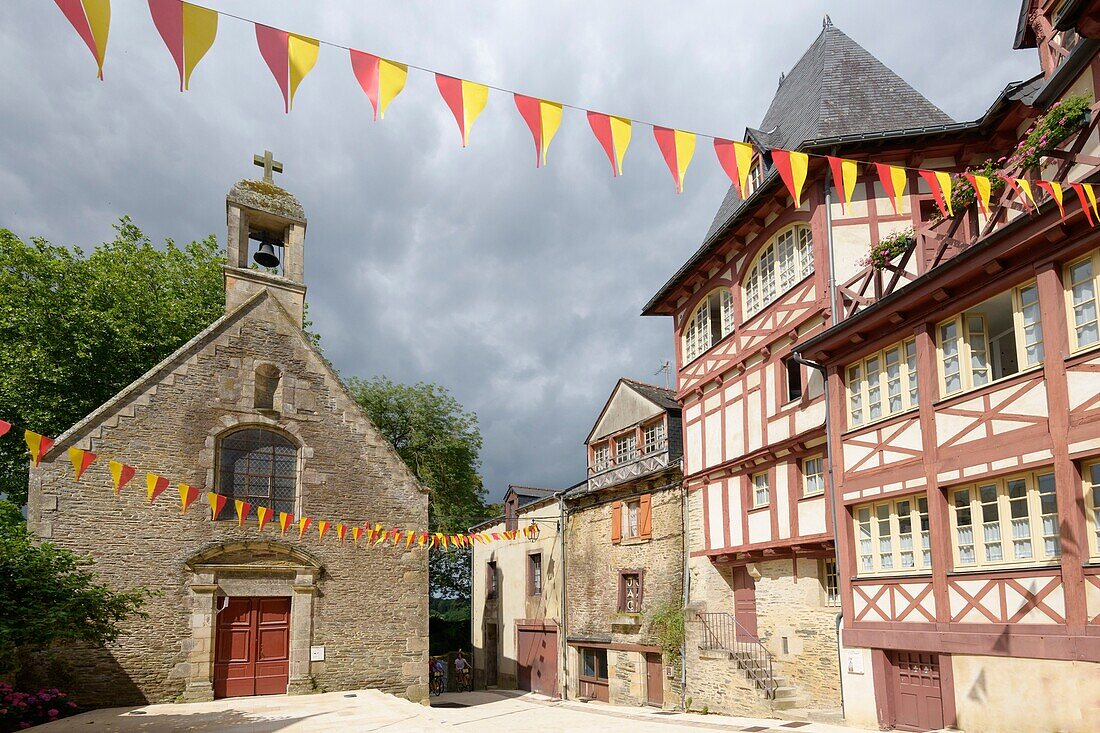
[25,166,429,707]
[564,378,684,708]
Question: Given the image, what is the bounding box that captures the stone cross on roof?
[253,150,283,183]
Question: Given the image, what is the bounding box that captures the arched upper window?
[743,225,814,319]
[682,288,735,363]
[216,428,297,520]
[254,364,281,410]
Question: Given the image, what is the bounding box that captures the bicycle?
[430,671,446,696]
[454,668,472,692]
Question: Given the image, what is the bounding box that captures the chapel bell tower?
[224,150,307,325]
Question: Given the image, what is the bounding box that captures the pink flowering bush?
[856,227,916,270]
[1002,93,1091,173]
[0,682,79,731]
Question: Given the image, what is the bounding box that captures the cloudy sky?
[0,1,1038,501]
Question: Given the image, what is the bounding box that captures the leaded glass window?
[217,428,297,520]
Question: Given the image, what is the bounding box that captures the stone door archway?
[183,542,321,702]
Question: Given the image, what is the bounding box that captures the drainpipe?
[558,493,568,701]
[680,460,689,712]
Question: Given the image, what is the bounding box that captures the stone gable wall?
[26,294,429,707]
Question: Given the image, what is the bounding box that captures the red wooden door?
[732,566,758,639]
[891,651,944,731]
[214,597,290,699]
[517,627,558,697]
[645,652,664,706]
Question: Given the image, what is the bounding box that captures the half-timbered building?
[791,4,1100,731]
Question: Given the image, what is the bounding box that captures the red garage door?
[517,626,558,697]
[214,597,290,699]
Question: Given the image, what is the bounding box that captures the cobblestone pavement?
[38,688,875,732]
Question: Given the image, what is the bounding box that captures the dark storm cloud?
[0,1,1038,499]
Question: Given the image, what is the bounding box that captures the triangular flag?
[587,111,632,177]
[1004,177,1036,213]
[318,520,331,540]
[257,506,272,531]
[148,0,218,91]
[1071,182,1099,226]
[514,94,563,168]
[392,528,403,546]
[109,460,136,495]
[351,526,363,543]
[207,492,227,520]
[146,473,169,504]
[418,532,428,547]
[653,126,696,194]
[279,511,294,535]
[53,0,110,79]
[67,446,97,480]
[436,74,489,147]
[875,163,908,215]
[178,483,200,513]
[772,149,809,207]
[234,499,251,527]
[965,174,993,216]
[298,516,313,539]
[827,156,858,212]
[335,523,347,541]
[919,170,954,218]
[405,530,415,548]
[714,139,755,198]
[24,431,54,467]
[255,24,319,113]
[349,50,407,120]
[0,419,10,438]
[1036,180,1066,220]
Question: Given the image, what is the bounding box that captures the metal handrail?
[696,612,777,699]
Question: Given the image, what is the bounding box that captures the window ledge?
[844,405,920,436]
[946,562,1062,578]
[1065,341,1100,368]
[620,536,649,546]
[612,614,643,626]
[799,492,826,502]
[933,364,1045,409]
[852,571,934,583]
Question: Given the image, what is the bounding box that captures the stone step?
[779,706,847,725]
[772,686,800,699]
[771,695,810,711]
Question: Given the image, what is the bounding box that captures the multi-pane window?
[855,496,931,576]
[616,433,638,463]
[846,339,919,427]
[642,421,665,454]
[802,455,825,497]
[528,553,543,596]
[619,572,643,613]
[581,647,609,681]
[1086,462,1100,559]
[938,284,1044,397]
[682,289,735,363]
[822,558,840,607]
[744,225,813,319]
[622,499,640,539]
[217,428,297,520]
[1067,252,1100,350]
[950,470,1060,570]
[592,444,610,473]
[752,472,769,508]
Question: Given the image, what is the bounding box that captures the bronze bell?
[253,241,280,268]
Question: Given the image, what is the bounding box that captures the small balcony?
[587,442,673,491]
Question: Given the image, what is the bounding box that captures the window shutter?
[639,494,653,540]
[611,501,622,544]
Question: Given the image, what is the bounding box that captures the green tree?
[0,501,148,675]
[0,219,226,505]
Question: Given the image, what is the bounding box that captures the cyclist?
[430,656,446,695]
[453,650,471,691]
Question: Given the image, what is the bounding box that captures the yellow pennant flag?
[827,156,858,211]
[288,33,320,111]
[108,460,135,495]
[773,150,810,207]
[318,520,331,540]
[24,430,54,467]
[178,483,201,513]
[876,163,908,215]
[257,506,272,532]
[653,127,696,193]
[436,75,489,147]
[514,94,564,167]
[966,174,993,216]
[234,499,251,527]
[67,446,97,480]
[279,511,294,535]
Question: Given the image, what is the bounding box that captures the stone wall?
[26,292,429,707]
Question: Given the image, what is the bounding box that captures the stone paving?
[38,688,875,732]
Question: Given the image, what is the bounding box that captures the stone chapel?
[26,155,430,706]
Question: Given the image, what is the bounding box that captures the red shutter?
[611,501,622,544]
[639,494,653,540]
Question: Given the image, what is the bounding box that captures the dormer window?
[744,225,813,320]
[504,494,519,532]
[592,444,610,473]
[615,433,638,464]
[746,159,764,197]
[683,288,735,363]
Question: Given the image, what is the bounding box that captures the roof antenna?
[655,361,672,390]
[823,14,833,29]
[778,72,786,87]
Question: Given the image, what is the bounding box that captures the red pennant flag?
[714,138,755,198]
[298,516,313,539]
[234,499,251,527]
[318,520,331,540]
[435,74,489,147]
[653,126,696,194]
[54,0,110,79]
[255,23,320,113]
[827,156,858,212]
[207,492,228,520]
[1002,176,1034,214]
[0,419,11,438]
[349,50,408,120]
[587,111,632,177]
[514,94,564,168]
[919,170,954,218]
[279,512,294,535]
[336,523,347,541]
[256,506,272,532]
[875,163,908,215]
[178,483,201,513]
[1071,182,1099,227]
[67,446,97,480]
[146,473,169,504]
[148,0,218,91]
[772,149,809,207]
[405,530,416,548]
[1037,180,1066,220]
[24,431,54,467]
[351,526,363,544]
[392,528,403,546]
[109,460,136,495]
[964,173,993,216]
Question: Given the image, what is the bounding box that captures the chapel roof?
[227,178,305,222]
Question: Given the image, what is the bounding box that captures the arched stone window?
[682,288,734,363]
[254,364,281,411]
[216,428,297,520]
[743,224,814,319]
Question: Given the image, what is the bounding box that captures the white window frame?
[622,498,641,539]
[615,433,638,464]
[802,454,825,497]
[682,288,735,364]
[949,470,1060,571]
[642,421,665,455]
[854,495,932,576]
[752,472,770,508]
[1086,461,1100,561]
[1066,250,1100,352]
[742,225,814,320]
[846,338,919,428]
[592,444,610,473]
[822,558,840,607]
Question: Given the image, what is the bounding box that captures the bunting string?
[48,1,1100,209]
[9,419,531,551]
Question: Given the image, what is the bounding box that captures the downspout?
[680,459,689,712]
[558,493,568,701]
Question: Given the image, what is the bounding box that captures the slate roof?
[620,379,680,412]
[506,485,560,507]
[702,21,953,242]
